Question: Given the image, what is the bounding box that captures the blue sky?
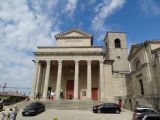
[0,0,160,94]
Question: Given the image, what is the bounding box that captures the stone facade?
[31,28,130,102]
[128,40,160,108]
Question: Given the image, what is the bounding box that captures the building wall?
[129,42,160,108]
[104,63,113,101]
[112,73,127,98]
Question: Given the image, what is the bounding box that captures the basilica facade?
[30,28,130,101]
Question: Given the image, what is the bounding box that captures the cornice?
[37,46,103,49]
[128,45,143,61]
[56,36,92,40]
[104,60,114,64]
[144,40,160,44]
[34,51,103,56]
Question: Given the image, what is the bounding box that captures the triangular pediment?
[55,28,92,39]
[128,44,142,60]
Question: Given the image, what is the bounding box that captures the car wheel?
[97,109,101,113]
[115,109,120,114]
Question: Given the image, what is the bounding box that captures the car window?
[103,104,108,107]
[144,109,151,113]
[136,109,145,113]
[150,110,158,113]
[145,116,160,120]
[36,103,43,107]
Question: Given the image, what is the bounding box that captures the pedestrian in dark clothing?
[60,89,64,99]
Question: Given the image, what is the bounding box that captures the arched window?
[114,39,121,48]
[135,59,141,70]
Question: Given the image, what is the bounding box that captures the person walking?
[8,108,15,120]
[0,98,4,111]
[1,112,5,120]
[14,105,19,120]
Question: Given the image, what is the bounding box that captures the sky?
[0,0,160,94]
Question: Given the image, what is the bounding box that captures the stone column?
[74,60,79,99]
[55,60,63,100]
[99,60,105,100]
[35,62,42,95]
[87,60,92,99]
[31,60,39,98]
[42,60,51,99]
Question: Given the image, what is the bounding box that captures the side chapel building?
[128,40,160,107]
[30,28,130,101]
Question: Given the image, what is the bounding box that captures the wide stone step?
[8,99,107,110]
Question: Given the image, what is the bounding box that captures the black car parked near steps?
[93,103,121,114]
[22,102,45,116]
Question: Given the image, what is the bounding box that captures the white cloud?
[139,0,160,16]
[0,0,62,92]
[0,0,79,93]
[91,0,126,34]
[64,0,78,17]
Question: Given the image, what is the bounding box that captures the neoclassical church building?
[30,28,130,101]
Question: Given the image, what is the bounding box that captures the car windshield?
[26,103,37,108]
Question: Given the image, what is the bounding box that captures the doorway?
[66,80,74,99]
[92,88,98,100]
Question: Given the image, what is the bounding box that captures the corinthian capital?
[46,60,51,65]
[87,60,92,65]
[58,60,63,65]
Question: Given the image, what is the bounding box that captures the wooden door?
[92,88,98,100]
[66,80,74,99]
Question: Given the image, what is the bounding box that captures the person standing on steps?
[60,89,64,99]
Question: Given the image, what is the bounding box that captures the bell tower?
[104,32,129,73]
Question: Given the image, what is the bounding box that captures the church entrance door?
[66,80,74,99]
[92,88,98,100]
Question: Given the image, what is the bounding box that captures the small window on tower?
[115,39,121,48]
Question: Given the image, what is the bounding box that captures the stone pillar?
[55,60,63,100]
[31,60,39,98]
[35,62,42,95]
[74,60,79,99]
[87,60,92,99]
[99,60,105,100]
[42,60,51,99]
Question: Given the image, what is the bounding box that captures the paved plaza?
[14,109,132,120]
[1,100,133,120]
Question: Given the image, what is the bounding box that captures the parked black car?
[133,107,159,120]
[22,102,45,116]
[93,103,121,114]
[135,113,160,120]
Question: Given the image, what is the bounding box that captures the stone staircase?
[136,98,152,107]
[8,99,107,110]
[123,97,153,111]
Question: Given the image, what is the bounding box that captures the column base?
[41,97,48,101]
[54,97,61,100]
[73,98,80,101]
[80,98,92,101]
